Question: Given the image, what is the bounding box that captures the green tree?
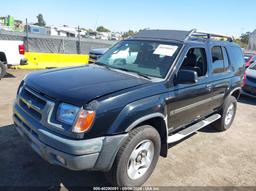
[234,38,248,48]
[122,30,136,38]
[34,14,46,26]
[96,26,110,32]
[87,28,95,33]
[240,32,250,44]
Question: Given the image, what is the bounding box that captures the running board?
[167,114,221,144]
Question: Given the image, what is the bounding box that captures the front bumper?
[13,102,128,171]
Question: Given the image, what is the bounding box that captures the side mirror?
[176,69,198,84]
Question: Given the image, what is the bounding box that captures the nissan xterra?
[13,29,245,186]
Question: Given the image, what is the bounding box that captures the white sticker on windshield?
[153,44,178,57]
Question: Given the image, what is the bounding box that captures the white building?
[50,26,78,37]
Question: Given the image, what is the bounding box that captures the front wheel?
[106,125,161,187]
[213,96,237,131]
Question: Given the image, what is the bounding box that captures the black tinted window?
[228,47,244,66]
[211,46,224,74]
[180,48,207,77]
[226,46,245,76]
[212,46,224,62]
[222,47,230,72]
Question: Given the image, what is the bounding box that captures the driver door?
[167,46,212,130]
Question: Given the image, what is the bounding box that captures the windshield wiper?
[111,67,151,80]
[134,72,151,80]
[94,62,112,70]
[94,61,106,66]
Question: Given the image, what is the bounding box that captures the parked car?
[13,29,244,186]
[244,53,256,68]
[241,62,256,98]
[0,40,27,79]
[88,48,108,63]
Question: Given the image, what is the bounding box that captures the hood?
[25,65,149,106]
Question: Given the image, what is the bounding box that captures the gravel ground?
[0,69,256,189]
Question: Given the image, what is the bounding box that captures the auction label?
[153,44,178,57]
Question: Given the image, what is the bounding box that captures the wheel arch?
[229,87,241,100]
[0,52,7,64]
[126,113,168,157]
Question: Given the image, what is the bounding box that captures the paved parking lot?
[0,69,256,189]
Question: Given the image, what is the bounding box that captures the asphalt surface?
[0,69,256,189]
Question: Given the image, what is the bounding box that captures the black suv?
[13,29,245,186]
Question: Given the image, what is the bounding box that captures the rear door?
[207,45,231,112]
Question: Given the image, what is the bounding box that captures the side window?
[212,46,223,62]
[211,46,224,74]
[222,47,230,72]
[226,46,245,76]
[180,48,208,77]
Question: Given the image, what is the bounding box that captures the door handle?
[206,84,213,91]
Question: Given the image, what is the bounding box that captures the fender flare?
[125,112,167,132]
[125,112,169,157]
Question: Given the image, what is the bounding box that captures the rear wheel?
[105,125,161,187]
[0,61,7,79]
[213,96,237,131]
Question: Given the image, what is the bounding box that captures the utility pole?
[77,25,81,54]
[25,18,29,52]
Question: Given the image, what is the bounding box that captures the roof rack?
[131,29,234,42]
[189,29,234,42]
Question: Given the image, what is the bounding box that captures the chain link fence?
[0,30,115,54]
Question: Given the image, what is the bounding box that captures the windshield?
[249,63,256,70]
[96,40,181,78]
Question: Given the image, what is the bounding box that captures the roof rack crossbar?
[189,30,234,42]
[184,29,197,41]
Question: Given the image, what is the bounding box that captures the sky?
[1,0,256,37]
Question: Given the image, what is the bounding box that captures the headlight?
[57,103,96,133]
[57,103,80,125]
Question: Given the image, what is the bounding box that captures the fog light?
[56,155,66,165]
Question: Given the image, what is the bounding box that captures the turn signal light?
[73,110,95,133]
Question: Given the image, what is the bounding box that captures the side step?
[167,114,221,144]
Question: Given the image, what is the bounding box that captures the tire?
[0,61,7,79]
[213,96,237,131]
[105,125,161,187]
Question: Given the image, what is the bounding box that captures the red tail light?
[19,44,25,55]
[242,73,246,87]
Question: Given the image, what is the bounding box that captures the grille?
[14,114,39,139]
[18,87,47,120]
[89,53,102,63]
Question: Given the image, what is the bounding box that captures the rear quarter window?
[226,46,245,76]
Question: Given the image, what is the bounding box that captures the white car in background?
[0,40,27,79]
